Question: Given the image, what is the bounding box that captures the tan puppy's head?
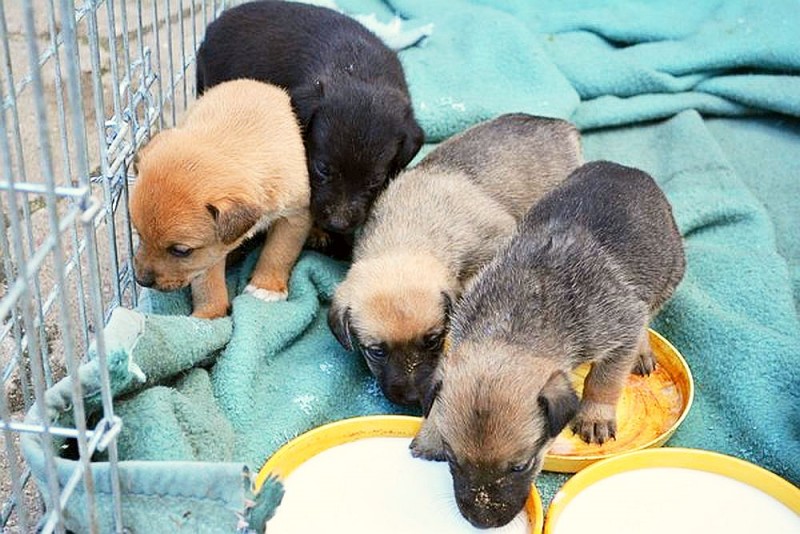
[130,129,262,291]
[328,253,456,406]
[427,339,578,529]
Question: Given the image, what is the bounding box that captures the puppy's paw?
[570,402,617,445]
[244,284,288,302]
[632,349,656,376]
[305,226,331,250]
[409,436,447,462]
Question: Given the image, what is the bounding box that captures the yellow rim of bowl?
[544,447,800,534]
[255,415,545,534]
[544,328,695,473]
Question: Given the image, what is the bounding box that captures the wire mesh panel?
[0,0,235,531]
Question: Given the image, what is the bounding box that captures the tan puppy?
[411,162,686,529]
[328,114,583,405]
[130,79,311,319]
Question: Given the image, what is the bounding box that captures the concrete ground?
[1,1,232,530]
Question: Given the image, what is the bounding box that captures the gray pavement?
[1,1,233,530]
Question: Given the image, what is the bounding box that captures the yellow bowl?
[544,448,800,534]
[256,415,545,534]
[543,329,693,473]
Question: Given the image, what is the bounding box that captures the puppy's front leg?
[409,407,447,462]
[571,329,644,444]
[191,259,229,319]
[632,327,656,376]
[246,209,312,301]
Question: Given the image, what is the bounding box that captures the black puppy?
[196,1,424,255]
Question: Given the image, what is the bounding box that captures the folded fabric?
[335,0,800,136]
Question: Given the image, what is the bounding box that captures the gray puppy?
[328,113,583,406]
[411,161,685,529]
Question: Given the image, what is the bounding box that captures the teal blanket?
[23,1,800,531]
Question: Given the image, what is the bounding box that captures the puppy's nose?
[135,270,156,288]
[384,383,418,406]
[321,203,366,234]
[460,501,510,530]
[321,215,356,234]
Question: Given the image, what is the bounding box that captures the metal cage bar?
[1,0,236,530]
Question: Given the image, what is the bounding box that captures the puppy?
[196,0,424,253]
[328,114,583,405]
[130,79,311,319]
[411,161,686,529]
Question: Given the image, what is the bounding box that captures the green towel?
[355,0,800,134]
[705,117,800,310]
[22,1,800,532]
[22,252,409,532]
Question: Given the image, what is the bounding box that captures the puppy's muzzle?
[371,364,418,405]
[383,381,420,406]
[457,494,519,530]
[454,475,529,529]
[315,203,366,234]
[378,354,429,406]
[135,268,156,288]
[319,214,358,234]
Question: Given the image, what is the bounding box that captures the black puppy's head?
[294,78,424,234]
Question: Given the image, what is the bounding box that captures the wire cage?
[0,1,236,531]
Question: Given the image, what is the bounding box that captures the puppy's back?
[137,79,308,209]
[418,114,583,220]
[449,161,684,362]
[186,80,307,198]
[183,79,298,149]
[197,0,406,93]
[355,114,583,274]
[523,161,685,312]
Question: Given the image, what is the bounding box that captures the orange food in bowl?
[544,329,693,473]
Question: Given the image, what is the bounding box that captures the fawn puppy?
[328,114,583,405]
[130,79,311,319]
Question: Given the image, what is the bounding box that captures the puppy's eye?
[168,245,194,258]
[313,160,332,182]
[509,458,534,474]
[362,345,386,362]
[423,331,444,351]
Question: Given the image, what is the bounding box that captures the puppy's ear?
[293,79,325,132]
[391,114,424,176]
[441,291,454,326]
[422,379,442,418]
[132,151,142,176]
[207,201,262,245]
[327,301,354,351]
[537,371,579,438]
